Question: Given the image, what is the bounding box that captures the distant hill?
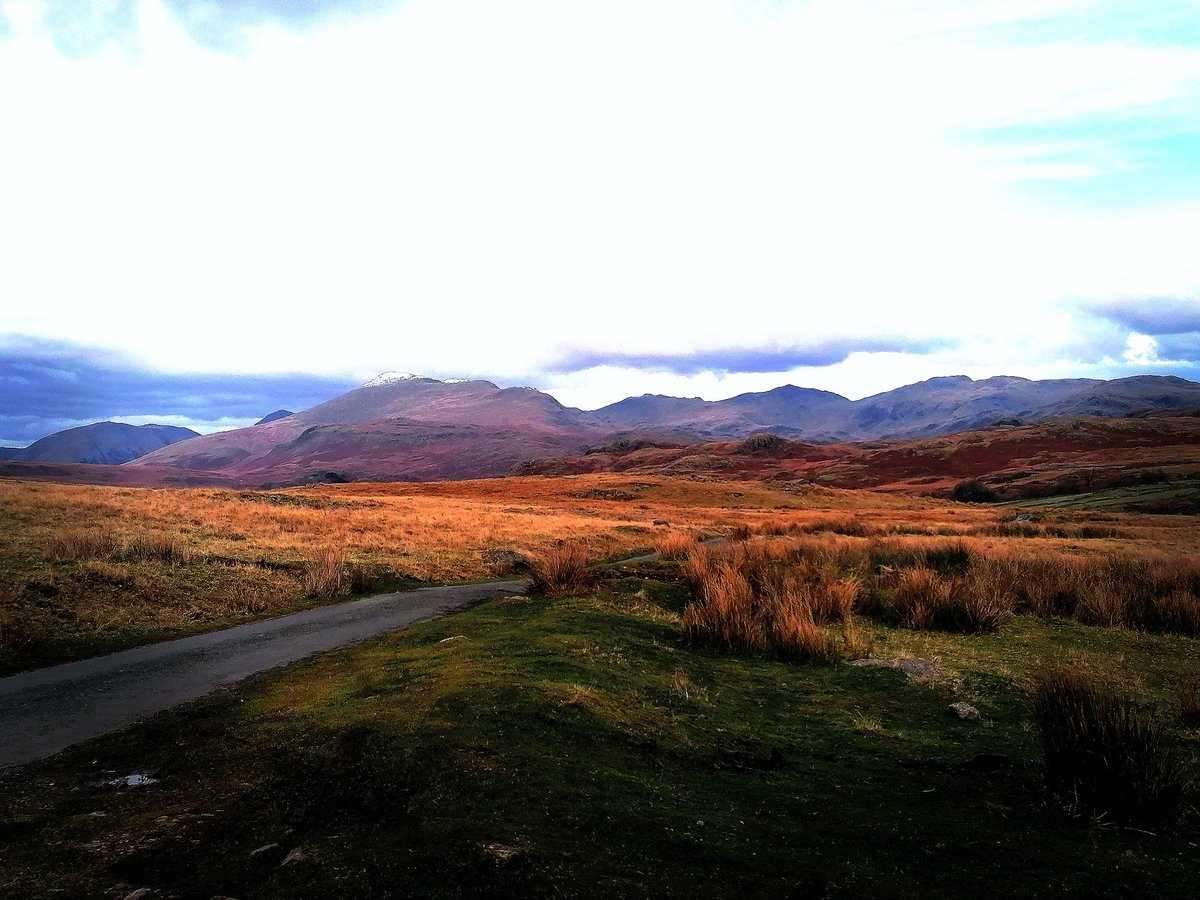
[255,410,294,425]
[0,447,24,461]
[518,414,1200,502]
[9,422,199,465]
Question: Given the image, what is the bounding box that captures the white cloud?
[0,0,1198,408]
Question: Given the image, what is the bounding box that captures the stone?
[280,846,317,867]
[123,890,152,900]
[482,548,531,574]
[250,843,283,862]
[848,657,947,679]
[949,701,980,720]
[483,842,522,864]
[653,519,670,526]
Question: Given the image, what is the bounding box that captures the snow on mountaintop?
[361,372,426,387]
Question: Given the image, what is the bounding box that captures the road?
[0,578,525,770]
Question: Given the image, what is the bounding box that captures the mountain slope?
[11,423,199,465]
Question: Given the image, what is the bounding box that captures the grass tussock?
[681,543,856,663]
[528,545,597,598]
[44,529,119,562]
[655,531,697,561]
[302,548,351,597]
[1033,664,1185,826]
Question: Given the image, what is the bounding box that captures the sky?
[1,0,1199,444]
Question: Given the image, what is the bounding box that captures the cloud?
[0,335,357,445]
[1085,298,1200,335]
[0,0,404,53]
[1,1,1199,411]
[544,338,953,376]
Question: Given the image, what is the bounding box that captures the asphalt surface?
[0,578,525,770]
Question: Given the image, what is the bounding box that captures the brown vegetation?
[528,546,596,598]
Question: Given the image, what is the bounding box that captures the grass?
[1033,664,1185,826]
[1,568,1197,898]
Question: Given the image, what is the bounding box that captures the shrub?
[950,479,997,503]
[1032,665,1184,826]
[303,547,350,597]
[528,545,596,598]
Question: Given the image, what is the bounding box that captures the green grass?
[1,566,1197,898]
[1003,478,1200,514]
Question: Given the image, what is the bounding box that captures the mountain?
[255,409,294,425]
[17,372,1200,488]
[130,374,608,485]
[596,375,1200,442]
[8,422,199,465]
[0,447,24,460]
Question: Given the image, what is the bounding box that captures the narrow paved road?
[0,578,525,770]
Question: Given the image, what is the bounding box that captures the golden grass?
[528,545,597,598]
[2,473,1198,667]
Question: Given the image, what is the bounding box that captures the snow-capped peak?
[362,372,425,387]
[444,378,469,384]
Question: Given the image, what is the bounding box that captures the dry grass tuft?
[528,545,596,598]
[655,531,697,561]
[44,529,119,562]
[302,547,350,597]
[120,533,194,566]
[1032,664,1184,826]
[681,544,846,663]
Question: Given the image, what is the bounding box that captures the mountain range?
[4,372,1200,486]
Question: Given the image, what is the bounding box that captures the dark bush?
[949,480,997,503]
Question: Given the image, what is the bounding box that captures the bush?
[528,545,596,598]
[1032,665,1184,826]
[950,480,997,503]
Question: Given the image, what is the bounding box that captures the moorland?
[1,468,1198,898]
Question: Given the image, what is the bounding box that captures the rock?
[653,519,670,526]
[848,657,947,679]
[483,842,522,864]
[949,701,980,720]
[482,548,531,574]
[123,890,152,900]
[280,846,317,867]
[250,843,284,863]
[438,635,467,644]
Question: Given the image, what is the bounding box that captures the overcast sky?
[2,0,1199,444]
